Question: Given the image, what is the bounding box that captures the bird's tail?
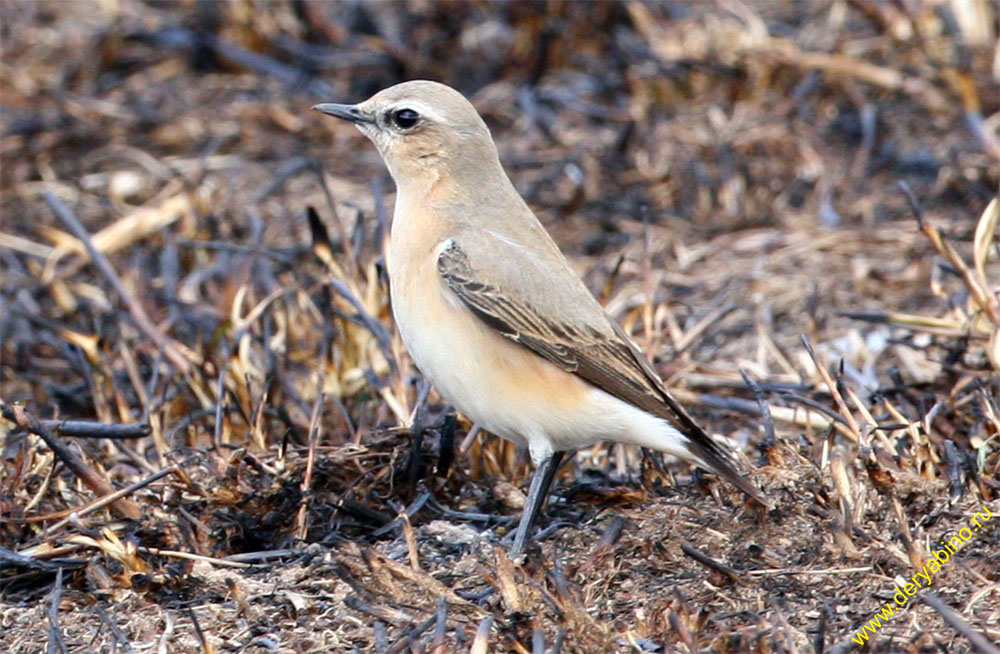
[684,430,770,507]
[632,415,769,507]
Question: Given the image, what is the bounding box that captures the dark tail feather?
[658,387,769,506]
[684,434,770,507]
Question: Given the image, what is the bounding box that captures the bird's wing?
[437,236,766,504]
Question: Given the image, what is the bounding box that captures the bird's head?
[314,80,499,188]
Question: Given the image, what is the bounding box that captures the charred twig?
[430,596,448,654]
[436,413,457,477]
[37,462,183,533]
[1,402,141,519]
[672,303,739,353]
[680,542,742,583]
[374,621,388,654]
[454,586,494,602]
[527,520,576,545]
[525,576,566,620]
[330,498,394,529]
[814,601,830,654]
[551,629,568,654]
[164,406,237,444]
[95,607,135,654]
[46,568,67,654]
[779,392,853,426]
[327,276,395,360]
[405,380,432,498]
[696,391,851,435]
[921,592,1000,654]
[187,608,210,654]
[425,494,516,524]
[307,204,338,270]
[202,32,334,96]
[550,554,572,600]
[943,440,966,500]
[137,27,332,97]
[271,34,390,69]
[740,369,777,449]
[253,156,315,204]
[42,191,192,374]
[595,514,626,549]
[176,238,297,262]
[40,420,151,439]
[369,489,431,538]
[532,629,546,654]
[388,615,437,653]
[0,547,85,573]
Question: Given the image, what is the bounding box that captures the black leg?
[510,451,566,558]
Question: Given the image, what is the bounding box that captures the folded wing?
[437,237,766,504]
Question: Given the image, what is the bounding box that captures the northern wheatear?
[315,81,765,556]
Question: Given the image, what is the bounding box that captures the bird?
[313,80,766,557]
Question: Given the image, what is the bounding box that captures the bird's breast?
[386,235,596,457]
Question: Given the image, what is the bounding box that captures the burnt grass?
[1,2,999,653]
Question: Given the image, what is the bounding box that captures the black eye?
[391,108,419,129]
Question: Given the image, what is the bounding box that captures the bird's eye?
[390,108,420,130]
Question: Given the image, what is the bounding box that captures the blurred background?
[1,1,998,652]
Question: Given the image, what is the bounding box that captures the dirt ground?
[1,1,999,653]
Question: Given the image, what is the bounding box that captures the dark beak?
[312,103,374,124]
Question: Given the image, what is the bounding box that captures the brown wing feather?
[437,241,767,504]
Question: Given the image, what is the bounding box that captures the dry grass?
[1,1,998,653]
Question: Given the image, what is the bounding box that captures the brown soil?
[1,2,998,653]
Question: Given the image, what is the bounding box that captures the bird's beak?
[312,103,374,124]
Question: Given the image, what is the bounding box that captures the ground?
[1,2,999,653]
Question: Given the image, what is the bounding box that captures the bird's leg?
[509,450,566,558]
